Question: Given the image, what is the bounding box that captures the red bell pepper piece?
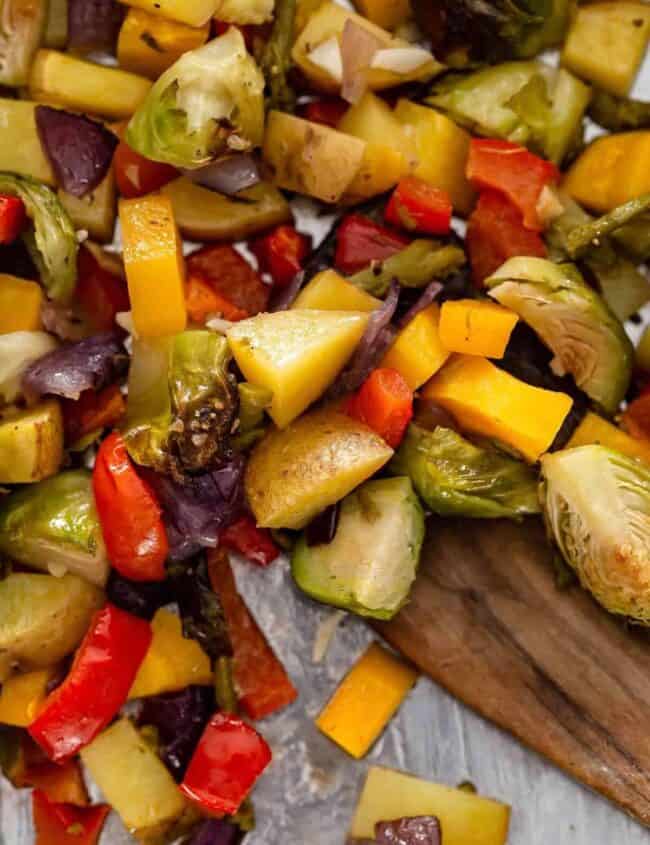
[32,790,109,845]
[62,384,126,445]
[93,432,169,582]
[113,140,177,198]
[209,549,297,720]
[385,177,452,236]
[186,244,270,315]
[345,368,413,449]
[249,224,311,288]
[220,515,280,567]
[622,394,650,443]
[76,245,130,332]
[185,274,249,324]
[180,712,272,815]
[466,139,559,231]
[0,194,26,244]
[28,604,152,762]
[299,98,348,128]
[334,214,409,275]
[466,190,547,287]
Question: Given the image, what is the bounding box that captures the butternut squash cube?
[316,642,417,758]
[117,9,210,79]
[352,0,411,31]
[0,99,55,185]
[422,356,573,462]
[567,412,650,465]
[129,609,212,699]
[381,303,449,390]
[120,194,187,338]
[292,270,382,312]
[438,299,518,359]
[227,309,369,428]
[0,275,43,333]
[0,668,55,727]
[118,0,220,27]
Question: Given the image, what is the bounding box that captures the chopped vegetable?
[566,412,650,466]
[589,89,650,133]
[14,752,89,806]
[0,275,42,332]
[250,224,311,288]
[563,193,650,260]
[385,177,452,236]
[186,274,248,324]
[62,384,125,445]
[0,402,64,484]
[622,394,650,447]
[106,570,171,620]
[44,0,68,48]
[120,0,220,26]
[0,0,46,86]
[113,139,177,198]
[352,0,410,31]
[438,299,518,359]
[345,368,413,448]
[75,244,129,332]
[293,269,381,312]
[58,169,117,245]
[260,0,297,112]
[32,790,109,845]
[381,304,449,390]
[302,96,349,128]
[0,99,55,184]
[316,642,417,758]
[220,515,280,566]
[29,604,152,761]
[293,476,424,619]
[0,668,56,727]
[375,816,442,845]
[187,243,269,314]
[67,0,123,53]
[0,332,57,403]
[171,554,232,660]
[0,196,26,244]
[334,213,408,275]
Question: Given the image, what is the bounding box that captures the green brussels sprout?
[588,89,650,133]
[291,476,425,620]
[540,445,650,623]
[126,28,265,170]
[390,424,540,519]
[486,256,633,414]
[0,0,47,86]
[0,470,109,587]
[0,172,77,302]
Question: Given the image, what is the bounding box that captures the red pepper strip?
[62,384,126,445]
[185,274,249,324]
[76,245,130,332]
[209,549,298,719]
[0,194,26,244]
[113,139,177,199]
[334,214,409,275]
[345,368,413,449]
[29,604,152,762]
[220,515,280,567]
[466,190,547,287]
[249,224,312,288]
[186,244,270,315]
[466,138,559,231]
[385,177,452,236]
[93,432,169,582]
[32,790,109,845]
[180,712,272,816]
[299,98,348,128]
[622,394,650,442]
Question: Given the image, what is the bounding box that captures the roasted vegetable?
[438,299,518,359]
[0,0,47,86]
[44,0,67,48]
[0,667,56,727]
[563,193,650,260]
[0,99,55,185]
[215,0,274,24]
[0,469,109,586]
[121,0,220,27]
[381,304,450,390]
[567,412,650,466]
[0,172,77,302]
[541,446,650,623]
[126,29,264,169]
[292,476,424,619]
[292,269,381,312]
[260,0,297,112]
[245,406,393,529]
[0,572,103,676]
[353,0,410,31]
[0,275,43,333]
[0,401,64,484]
[588,89,650,133]
[59,168,117,244]
[0,332,57,403]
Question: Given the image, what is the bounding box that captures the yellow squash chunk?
[316,642,417,758]
[422,356,573,462]
[567,412,650,465]
[292,270,381,312]
[228,309,369,428]
[263,111,366,204]
[0,99,54,185]
[351,766,510,844]
[117,9,210,79]
[0,401,64,484]
[561,2,650,96]
[438,299,518,359]
[0,275,43,333]
[129,608,212,699]
[118,0,220,26]
[338,92,415,163]
[0,668,55,727]
[342,141,408,203]
[563,131,650,213]
[120,194,187,338]
[59,168,116,244]
[29,49,151,120]
[245,406,393,529]
[162,178,291,242]
[352,0,411,31]
[381,303,449,390]
[394,99,475,215]
[81,718,186,840]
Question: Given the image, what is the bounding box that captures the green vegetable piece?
[348,240,466,297]
[237,381,272,434]
[588,89,650,133]
[0,172,77,302]
[390,424,540,519]
[214,655,238,714]
[260,0,297,112]
[540,445,650,623]
[0,0,47,86]
[0,469,109,587]
[291,476,425,620]
[126,28,265,169]
[565,193,650,259]
[487,256,633,414]
[612,215,650,263]
[44,0,68,48]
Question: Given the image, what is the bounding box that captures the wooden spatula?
[374,516,650,827]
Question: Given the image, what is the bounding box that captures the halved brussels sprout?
[390,424,540,519]
[540,445,650,623]
[126,28,265,169]
[487,257,633,415]
[0,0,47,86]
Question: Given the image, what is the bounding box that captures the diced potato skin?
[567,412,650,465]
[0,668,55,727]
[0,401,64,484]
[352,0,411,31]
[117,8,210,79]
[316,643,417,758]
[341,141,409,204]
[351,766,510,844]
[29,49,151,119]
[561,2,650,96]
[438,299,518,359]
[381,304,449,390]
[162,178,292,242]
[292,270,382,312]
[0,275,43,333]
[118,0,220,27]
[58,167,117,244]
[245,407,393,529]
[0,99,55,185]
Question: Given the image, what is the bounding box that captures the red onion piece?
[397,281,442,329]
[340,19,383,104]
[182,155,260,196]
[67,0,123,52]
